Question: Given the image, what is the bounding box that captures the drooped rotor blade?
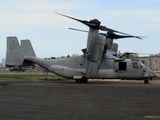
[100,26,142,39]
[109,34,143,39]
[55,12,142,39]
[55,12,98,28]
[119,52,131,58]
[69,28,88,33]
[100,32,143,39]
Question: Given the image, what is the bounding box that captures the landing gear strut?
[144,79,149,84]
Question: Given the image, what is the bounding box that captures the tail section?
[6,36,35,67]
[21,40,36,57]
[6,36,25,67]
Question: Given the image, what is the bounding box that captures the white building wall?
[2,58,5,67]
[138,56,160,71]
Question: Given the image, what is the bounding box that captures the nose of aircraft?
[144,68,156,78]
[153,71,156,77]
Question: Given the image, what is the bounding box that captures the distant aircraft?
[5,13,156,84]
[8,66,27,72]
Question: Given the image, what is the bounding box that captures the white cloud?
[0,0,160,59]
[96,8,160,32]
[17,1,83,11]
[0,1,90,32]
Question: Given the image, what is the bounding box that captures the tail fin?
[6,37,35,67]
[21,40,36,57]
[6,36,25,67]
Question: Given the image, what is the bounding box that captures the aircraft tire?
[75,79,88,83]
[144,80,149,84]
[76,79,81,83]
[83,79,88,83]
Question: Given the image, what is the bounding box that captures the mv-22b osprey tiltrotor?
[6,13,155,84]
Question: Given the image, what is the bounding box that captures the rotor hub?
[90,19,101,29]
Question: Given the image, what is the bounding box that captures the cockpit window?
[132,61,142,69]
[140,62,146,69]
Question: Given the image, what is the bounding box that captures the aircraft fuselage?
[26,54,155,81]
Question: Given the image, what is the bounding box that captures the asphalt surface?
[0,79,160,120]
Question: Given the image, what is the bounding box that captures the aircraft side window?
[119,62,127,70]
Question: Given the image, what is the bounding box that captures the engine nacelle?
[85,29,106,74]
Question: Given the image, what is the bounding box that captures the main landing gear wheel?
[82,79,88,83]
[76,79,81,83]
[75,78,88,83]
[144,80,149,84]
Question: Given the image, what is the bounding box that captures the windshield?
[132,61,142,69]
[140,62,146,69]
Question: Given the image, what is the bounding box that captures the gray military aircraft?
[8,66,28,72]
[5,13,156,84]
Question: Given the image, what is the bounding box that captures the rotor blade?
[55,12,97,28]
[119,52,138,58]
[119,52,131,58]
[55,12,142,39]
[110,34,143,39]
[69,28,88,33]
[101,32,143,39]
[100,26,142,39]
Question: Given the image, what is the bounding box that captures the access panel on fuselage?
[99,58,115,69]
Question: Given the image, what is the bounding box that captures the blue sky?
[0,0,160,59]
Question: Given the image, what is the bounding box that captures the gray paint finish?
[6,37,155,84]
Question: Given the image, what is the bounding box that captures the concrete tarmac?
[0,79,160,120]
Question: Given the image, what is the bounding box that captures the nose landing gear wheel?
[144,80,149,84]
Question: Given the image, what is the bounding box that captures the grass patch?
[152,76,160,80]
